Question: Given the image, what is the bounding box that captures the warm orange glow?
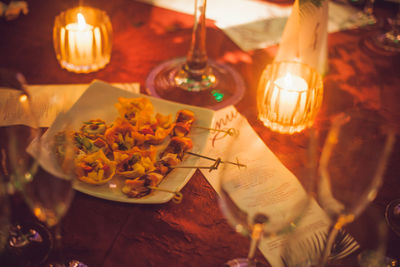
[271,73,308,121]
[19,94,28,103]
[53,7,112,73]
[257,61,323,134]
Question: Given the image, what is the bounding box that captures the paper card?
[0,81,139,127]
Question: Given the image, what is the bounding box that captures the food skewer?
[185,151,246,168]
[169,159,220,172]
[192,126,238,137]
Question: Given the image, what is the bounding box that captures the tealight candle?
[53,7,112,73]
[257,61,323,134]
[272,73,308,120]
[66,13,94,66]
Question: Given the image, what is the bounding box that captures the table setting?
[1,0,400,266]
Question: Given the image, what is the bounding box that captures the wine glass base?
[385,199,400,236]
[146,57,246,110]
[362,31,400,56]
[3,221,52,266]
[45,259,88,267]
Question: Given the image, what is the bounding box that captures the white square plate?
[37,80,214,204]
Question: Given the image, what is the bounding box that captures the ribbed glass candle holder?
[53,7,112,73]
[257,61,323,134]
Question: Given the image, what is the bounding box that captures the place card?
[0,81,139,127]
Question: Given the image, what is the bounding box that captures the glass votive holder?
[257,61,323,134]
[53,6,112,73]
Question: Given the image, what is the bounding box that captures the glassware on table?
[218,127,316,266]
[385,198,400,236]
[4,90,83,266]
[316,111,396,266]
[0,83,53,266]
[364,5,400,55]
[146,0,246,110]
[53,6,113,73]
[0,172,10,256]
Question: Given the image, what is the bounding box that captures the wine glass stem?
[391,7,400,35]
[363,0,375,17]
[50,224,65,263]
[319,223,340,267]
[247,223,264,264]
[184,0,208,78]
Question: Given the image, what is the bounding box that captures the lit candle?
[66,13,94,66]
[54,7,112,73]
[271,73,308,120]
[257,61,323,134]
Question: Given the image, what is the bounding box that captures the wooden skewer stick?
[169,163,219,172]
[185,151,246,168]
[148,186,183,203]
[170,156,244,172]
[193,126,239,136]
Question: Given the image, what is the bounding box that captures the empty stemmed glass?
[146,0,246,110]
[218,127,316,266]
[364,4,400,55]
[385,198,400,236]
[0,82,52,266]
[4,89,82,266]
[0,169,10,257]
[316,111,396,266]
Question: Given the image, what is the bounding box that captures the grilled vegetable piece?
[75,150,116,185]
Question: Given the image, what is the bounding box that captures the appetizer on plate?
[53,96,196,199]
[75,150,117,185]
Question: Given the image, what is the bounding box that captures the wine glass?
[385,198,400,236]
[0,80,53,266]
[364,4,400,55]
[0,170,10,257]
[4,90,83,266]
[146,0,246,110]
[218,127,316,266]
[315,111,396,266]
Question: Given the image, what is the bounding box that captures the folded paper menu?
[0,81,139,127]
[198,106,359,266]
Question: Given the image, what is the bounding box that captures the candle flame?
[282,73,294,87]
[19,94,28,103]
[77,13,87,30]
